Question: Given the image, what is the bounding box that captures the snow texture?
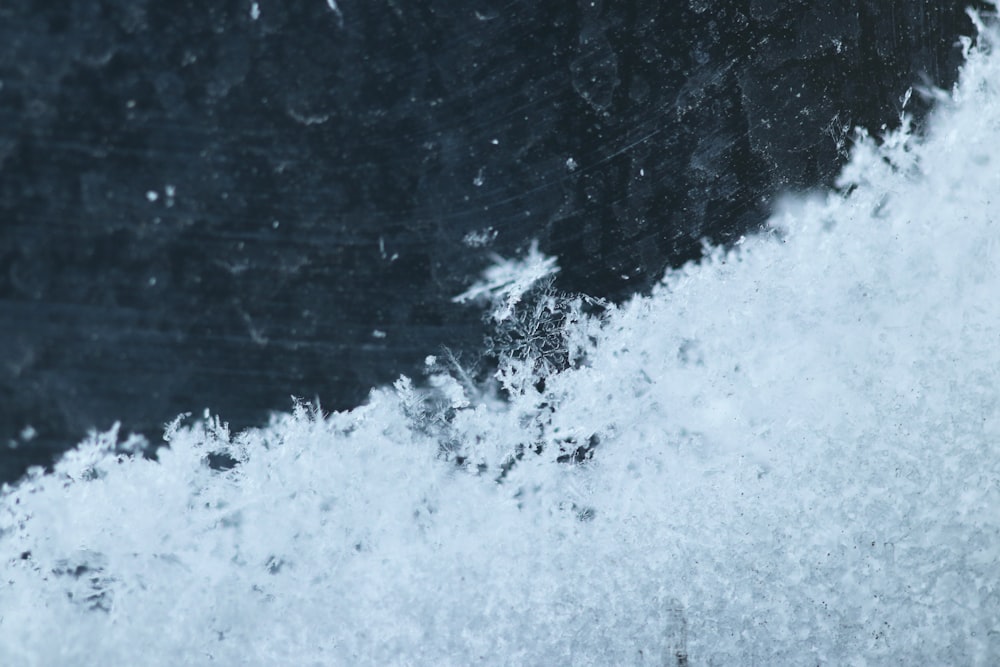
[2,9,999,665]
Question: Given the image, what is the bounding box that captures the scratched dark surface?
[0,1,986,483]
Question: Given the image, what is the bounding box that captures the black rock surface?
[0,1,988,482]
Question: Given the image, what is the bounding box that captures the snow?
[452,239,560,322]
[2,9,999,666]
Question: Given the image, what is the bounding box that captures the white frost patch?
[453,239,559,321]
[2,9,1000,666]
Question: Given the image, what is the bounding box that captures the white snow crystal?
[453,239,560,321]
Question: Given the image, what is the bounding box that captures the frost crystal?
[452,239,560,321]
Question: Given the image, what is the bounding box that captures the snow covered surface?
[2,11,999,665]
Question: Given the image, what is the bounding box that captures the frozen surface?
[2,12,1000,666]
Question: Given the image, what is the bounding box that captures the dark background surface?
[0,1,988,483]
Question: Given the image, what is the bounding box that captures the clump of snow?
[3,8,1000,665]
